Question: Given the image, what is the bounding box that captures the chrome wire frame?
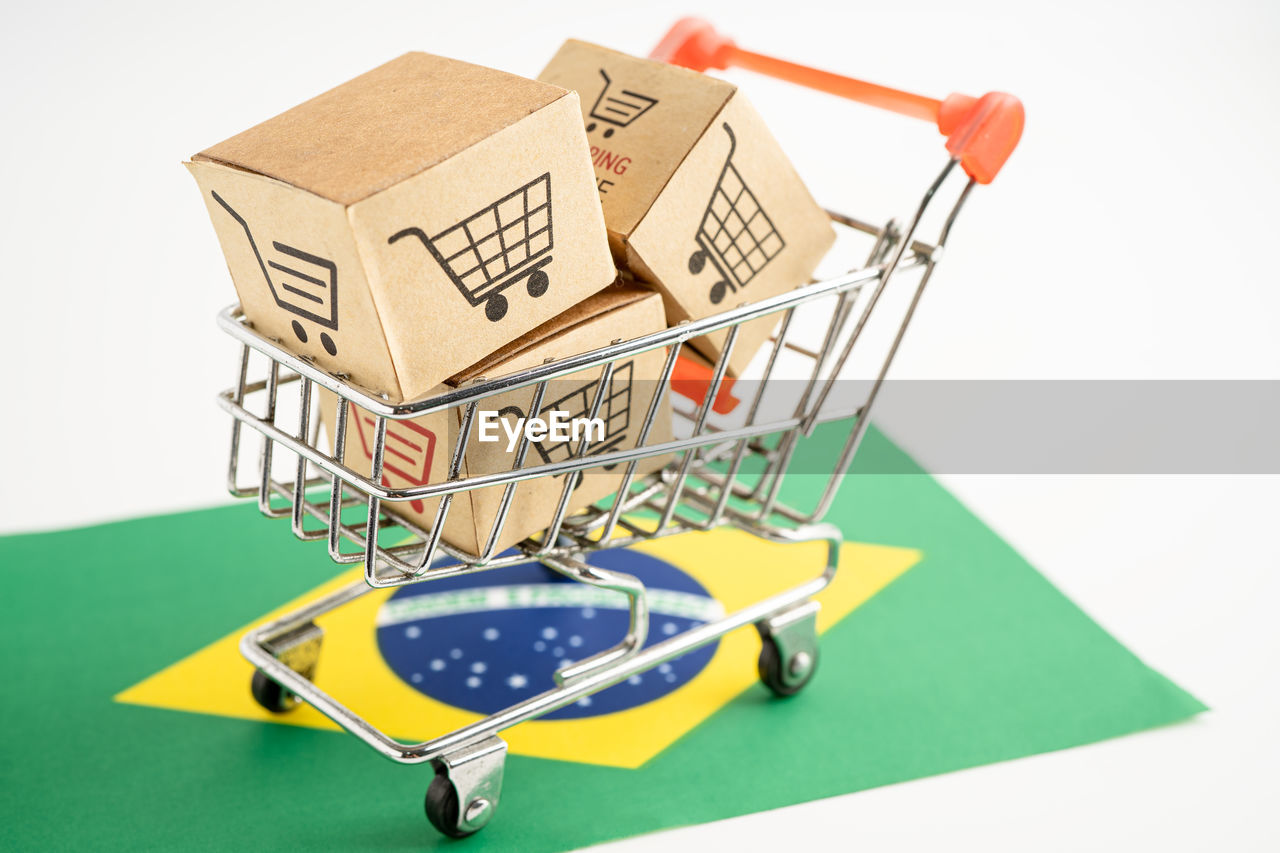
[223,159,974,768]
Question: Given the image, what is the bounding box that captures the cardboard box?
[538,40,835,376]
[190,52,616,402]
[319,283,673,555]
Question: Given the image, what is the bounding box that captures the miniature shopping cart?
[388,173,553,323]
[217,17,1021,841]
[688,123,785,304]
[587,69,659,138]
[212,190,341,355]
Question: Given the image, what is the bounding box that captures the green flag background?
[0,426,1204,850]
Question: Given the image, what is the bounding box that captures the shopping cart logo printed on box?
[537,360,634,466]
[387,173,554,323]
[349,402,437,513]
[586,68,658,138]
[211,191,341,356]
[498,360,635,479]
[687,123,786,305]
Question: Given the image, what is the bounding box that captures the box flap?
[448,281,656,384]
[195,53,568,206]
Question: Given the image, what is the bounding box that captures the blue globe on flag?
[375,549,724,719]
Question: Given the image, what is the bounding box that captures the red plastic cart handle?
[650,18,1024,184]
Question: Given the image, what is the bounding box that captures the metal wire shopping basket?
[215,17,1022,840]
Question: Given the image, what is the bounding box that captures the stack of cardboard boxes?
[190,42,834,555]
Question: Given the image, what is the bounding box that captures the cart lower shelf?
[243,520,839,837]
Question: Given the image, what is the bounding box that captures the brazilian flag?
[1,426,1202,849]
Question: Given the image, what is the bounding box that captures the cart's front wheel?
[527,269,549,298]
[709,280,728,304]
[425,774,473,839]
[755,601,820,698]
[424,763,499,835]
[424,737,507,838]
[757,637,817,697]
[250,669,300,713]
[485,294,509,322]
[688,249,707,274]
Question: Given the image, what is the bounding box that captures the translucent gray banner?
[722,379,1280,475]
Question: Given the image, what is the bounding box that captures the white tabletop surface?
[2,1,1276,849]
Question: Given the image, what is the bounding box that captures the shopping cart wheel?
[485,294,509,322]
[425,737,507,838]
[250,670,299,713]
[757,639,818,697]
[526,269,550,298]
[709,281,728,305]
[688,249,707,274]
[249,622,323,713]
[755,601,820,698]
[425,775,469,838]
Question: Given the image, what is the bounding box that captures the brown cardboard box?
[538,40,835,376]
[190,52,616,403]
[319,283,673,555]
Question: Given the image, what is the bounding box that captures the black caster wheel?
[485,293,509,322]
[526,269,549,298]
[709,281,728,304]
[250,669,299,713]
[425,773,479,839]
[757,637,818,698]
[688,250,707,274]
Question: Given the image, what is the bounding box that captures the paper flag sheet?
[0,425,1204,850]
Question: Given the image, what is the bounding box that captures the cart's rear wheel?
[527,269,549,298]
[485,294,509,322]
[688,250,707,274]
[250,669,299,713]
[249,622,322,714]
[709,280,728,304]
[757,638,817,697]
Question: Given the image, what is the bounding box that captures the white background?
[2,0,1277,849]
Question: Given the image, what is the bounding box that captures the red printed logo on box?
[350,403,437,513]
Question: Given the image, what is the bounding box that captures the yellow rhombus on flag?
[117,527,920,769]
